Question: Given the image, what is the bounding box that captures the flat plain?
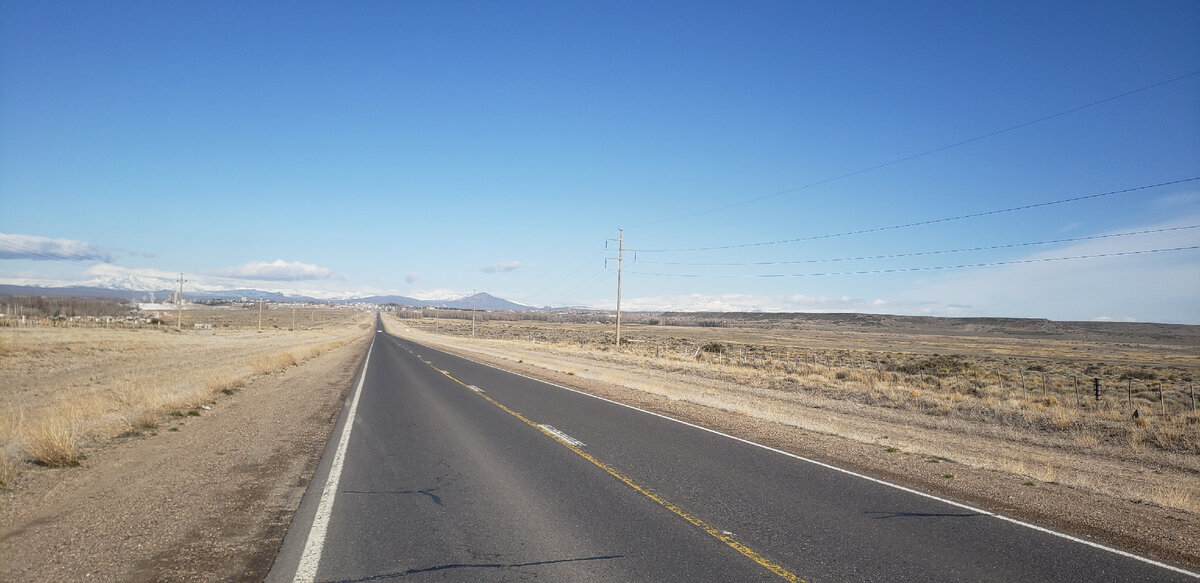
[0,306,374,581]
[0,306,369,486]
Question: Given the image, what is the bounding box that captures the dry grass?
[0,308,370,486]
[1141,483,1200,514]
[206,374,248,394]
[20,406,82,467]
[252,352,299,375]
[410,318,1199,455]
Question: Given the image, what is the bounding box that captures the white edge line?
[431,344,1199,579]
[293,335,375,582]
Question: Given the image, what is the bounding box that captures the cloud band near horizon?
[0,233,114,263]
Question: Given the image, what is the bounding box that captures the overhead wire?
[635,69,1200,228]
[636,225,1200,266]
[522,249,607,306]
[620,246,1200,278]
[547,268,614,307]
[636,177,1200,253]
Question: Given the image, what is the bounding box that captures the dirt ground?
[0,330,370,581]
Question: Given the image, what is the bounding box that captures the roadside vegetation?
[0,307,370,486]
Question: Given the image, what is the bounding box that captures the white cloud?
[480,261,522,274]
[405,272,420,284]
[212,259,339,281]
[894,216,1200,323]
[588,292,891,313]
[0,233,113,262]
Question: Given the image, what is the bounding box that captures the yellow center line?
[433,367,806,582]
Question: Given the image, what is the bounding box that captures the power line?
[522,249,607,306]
[621,246,1200,278]
[546,268,614,307]
[637,177,1200,253]
[636,69,1200,227]
[636,225,1200,266]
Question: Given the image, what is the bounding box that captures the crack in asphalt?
[324,554,626,582]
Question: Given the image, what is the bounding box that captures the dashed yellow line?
[433,367,806,582]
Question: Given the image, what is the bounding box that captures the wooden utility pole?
[607,229,626,348]
[176,273,185,331]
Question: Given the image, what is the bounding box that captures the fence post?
[1093,378,1102,404]
[1191,383,1196,414]
[1159,383,1166,417]
[1126,379,1132,410]
[1041,372,1047,401]
[1073,375,1080,407]
[1020,371,1027,400]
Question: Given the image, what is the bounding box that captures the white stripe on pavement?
[293,335,375,582]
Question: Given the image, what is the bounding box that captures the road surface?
[268,318,1196,582]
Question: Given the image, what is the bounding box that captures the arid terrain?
[386,311,1200,568]
[0,306,372,581]
[1,306,1196,579]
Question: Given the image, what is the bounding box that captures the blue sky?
[2,1,1198,323]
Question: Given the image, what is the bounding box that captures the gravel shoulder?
[0,332,370,581]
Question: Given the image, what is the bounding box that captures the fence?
[0,316,168,329]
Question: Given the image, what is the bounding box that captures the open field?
[0,306,372,487]
[0,312,372,581]
[384,312,1199,565]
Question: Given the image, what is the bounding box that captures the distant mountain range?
[354,292,534,311]
[0,284,536,311]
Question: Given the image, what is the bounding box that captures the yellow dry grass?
[0,308,370,477]
[251,352,299,375]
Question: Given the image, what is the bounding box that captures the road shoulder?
[0,335,369,582]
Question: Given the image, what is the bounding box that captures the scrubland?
[0,306,371,487]
[387,314,1199,516]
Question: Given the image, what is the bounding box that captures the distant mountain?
[0,284,169,299]
[437,292,532,311]
[188,289,300,302]
[87,274,172,292]
[0,284,311,302]
[365,292,534,311]
[0,284,533,311]
[352,294,426,306]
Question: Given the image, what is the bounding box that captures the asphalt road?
[268,317,1197,582]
